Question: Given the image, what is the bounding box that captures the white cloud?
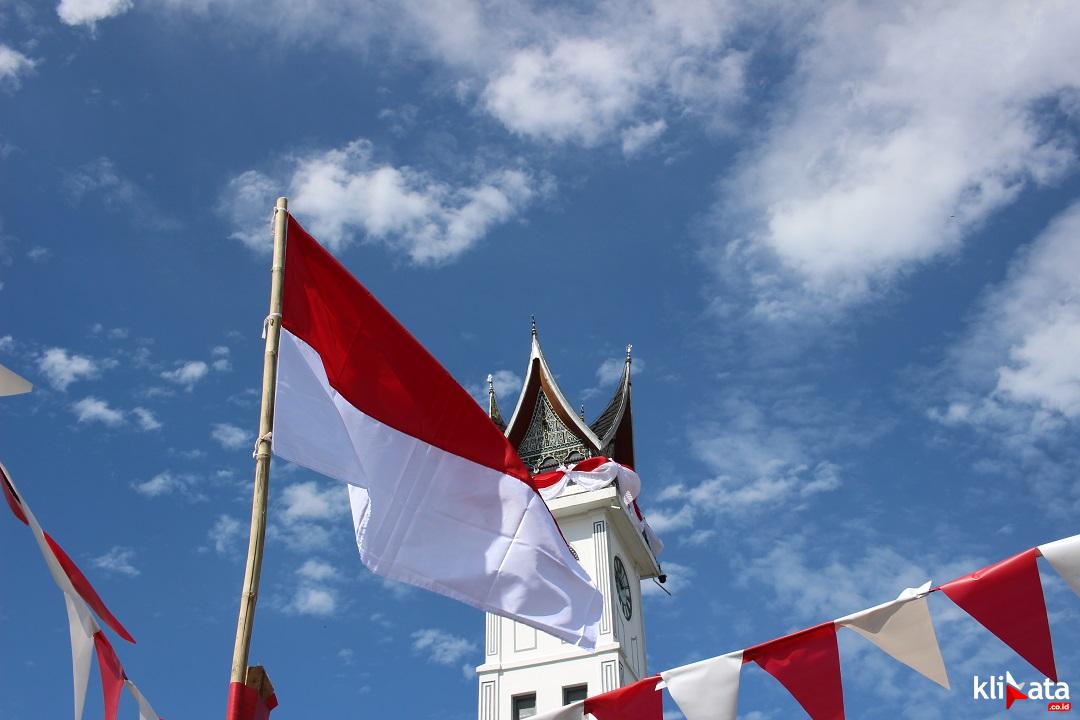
[411,628,476,667]
[642,560,694,598]
[621,119,666,157]
[207,514,245,555]
[91,546,139,577]
[132,470,188,497]
[39,347,100,390]
[57,0,133,27]
[26,246,51,262]
[269,480,346,552]
[0,45,35,89]
[927,201,1080,514]
[717,0,1080,318]
[211,422,249,450]
[484,39,640,146]
[71,396,124,426]
[281,480,343,523]
[296,559,337,582]
[65,157,175,230]
[132,407,162,431]
[223,139,539,264]
[289,586,337,616]
[161,360,209,390]
[487,369,522,400]
[211,346,231,372]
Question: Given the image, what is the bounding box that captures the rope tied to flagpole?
[252,431,272,459]
[261,313,282,339]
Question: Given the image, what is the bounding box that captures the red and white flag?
[272,215,603,647]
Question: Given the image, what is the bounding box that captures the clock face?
[613,556,632,621]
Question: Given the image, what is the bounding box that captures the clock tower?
[476,324,663,720]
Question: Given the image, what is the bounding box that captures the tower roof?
[503,322,637,471]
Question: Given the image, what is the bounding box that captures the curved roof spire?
[589,342,636,467]
[504,320,603,459]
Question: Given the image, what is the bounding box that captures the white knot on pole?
[252,431,273,459]
[261,313,282,339]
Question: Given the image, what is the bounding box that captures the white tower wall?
[477,485,659,719]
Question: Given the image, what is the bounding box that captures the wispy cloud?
[161,360,209,391]
[91,546,139,577]
[206,514,245,556]
[211,422,249,450]
[0,45,35,90]
[222,139,541,264]
[713,0,1080,320]
[57,0,134,28]
[131,470,204,501]
[411,628,477,679]
[132,407,162,431]
[71,396,124,426]
[39,347,101,391]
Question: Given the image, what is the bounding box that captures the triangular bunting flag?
[94,632,126,720]
[64,594,98,720]
[744,622,844,720]
[584,676,663,720]
[126,680,162,720]
[530,700,584,720]
[0,361,32,396]
[1039,534,1080,600]
[661,651,743,720]
[1,462,135,643]
[940,548,1057,681]
[836,582,949,689]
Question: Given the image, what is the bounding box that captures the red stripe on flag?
[940,547,1057,682]
[584,675,663,720]
[572,456,610,473]
[226,682,278,720]
[281,215,528,482]
[744,622,845,720]
[45,532,136,643]
[94,632,126,720]
[531,470,566,489]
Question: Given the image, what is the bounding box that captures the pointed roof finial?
[579,403,586,420]
[626,343,633,364]
[487,373,506,430]
[531,315,537,337]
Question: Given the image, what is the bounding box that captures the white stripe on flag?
[275,329,602,647]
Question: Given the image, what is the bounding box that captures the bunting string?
[536,532,1080,720]
[1,461,164,720]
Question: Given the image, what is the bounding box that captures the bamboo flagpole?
[227,197,288,715]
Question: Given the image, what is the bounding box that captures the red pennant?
[530,470,566,489]
[45,532,136,643]
[226,682,279,720]
[940,548,1057,681]
[1,467,28,524]
[744,622,845,720]
[94,632,126,720]
[584,675,663,720]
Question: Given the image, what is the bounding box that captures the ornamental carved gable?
[516,394,590,471]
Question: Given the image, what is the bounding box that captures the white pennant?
[836,582,950,689]
[64,594,98,720]
[0,362,32,396]
[1039,534,1080,600]
[660,650,743,720]
[530,700,584,720]
[126,680,162,720]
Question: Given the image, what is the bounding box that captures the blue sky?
[2,1,1080,718]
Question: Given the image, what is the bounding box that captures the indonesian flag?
[272,215,603,647]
